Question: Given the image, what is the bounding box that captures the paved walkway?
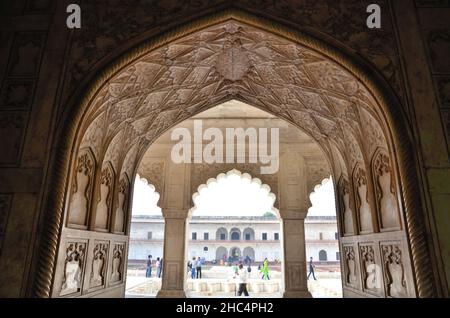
[125,272,342,298]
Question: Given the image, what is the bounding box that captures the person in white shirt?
[236,264,249,296]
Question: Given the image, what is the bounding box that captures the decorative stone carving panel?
[121,143,141,179]
[80,113,107,162]
[67,148,95,227]
[343,245,359,289]
[381,243,408,298]
[114,175,129,233]
[89,241,109,289]
[94,162,115,230]
[78,20,390,175]
[102,130,125,173]
[60,241,87,296]
[286,261,305,291]
[338,176,354,235]
[371,150,400,231]
[138,160,165,195]
[65,1,404,108]
[109,243,125,284]
[359,244,381,295]
[359,108,386,158]
[353,165,373,233]
[165,261,182,289]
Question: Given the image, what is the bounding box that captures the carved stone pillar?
[156,209,188,298]
[281,210,312,298]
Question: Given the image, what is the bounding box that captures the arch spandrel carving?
[78,20,389,160]
[67,148,96,228]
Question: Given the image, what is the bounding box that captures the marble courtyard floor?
[125,269,342,298]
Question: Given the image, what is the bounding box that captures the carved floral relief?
[95,163,114,230]
[90,242,109,288]
[360,245,381,292]
[382,244,407,297]
[110,244,125,283]
[114,175,129,233]
[60,242,86,296]
[68,149,95,227]
[353,166,373,232]
[343,245,358,287]
[372,151,400,230]
[338,176,354,235]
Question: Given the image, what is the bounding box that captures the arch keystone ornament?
[34,9,436,298]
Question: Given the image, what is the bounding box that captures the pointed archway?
[34,11,435,298]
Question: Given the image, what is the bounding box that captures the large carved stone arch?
[34,11,435,298]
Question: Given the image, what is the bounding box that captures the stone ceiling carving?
[79,20,388,181]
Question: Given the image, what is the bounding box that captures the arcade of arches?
[0,2,449,299]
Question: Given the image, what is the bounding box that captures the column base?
[156,289,187,298]
[283,290,313,298]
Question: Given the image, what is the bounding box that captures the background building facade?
[128,215,339,264]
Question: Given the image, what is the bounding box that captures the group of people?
[187,257,203,279]
[145,255,163,278]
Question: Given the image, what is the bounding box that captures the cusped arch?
[189,169,278,218]
[135,174,162,209]
[36,10,435,297]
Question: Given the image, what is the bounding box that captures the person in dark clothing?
[146,255,152,278]
[196,257,202,279]
[307,257,317,280]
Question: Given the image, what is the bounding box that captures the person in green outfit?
[260,258,270,280]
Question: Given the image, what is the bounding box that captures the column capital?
[280,210,308,220]
[162,209,188,219]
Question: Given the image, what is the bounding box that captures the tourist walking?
[146,255,152,278]
[260,258,270,280]
[191,257,197,279]
[236,264,249,296]
[187,260,193,277]
[307,257,317,280]
[196,256,202,279]
[156,257,162,278]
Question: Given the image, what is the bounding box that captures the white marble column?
[282,211,312,298]
[156,209,188,298]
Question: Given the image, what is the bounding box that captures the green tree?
[263,211,276,218]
